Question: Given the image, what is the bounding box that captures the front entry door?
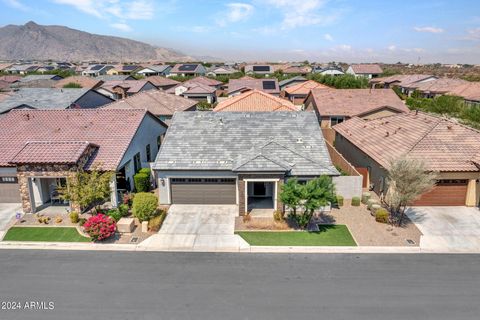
[253,182,266,196]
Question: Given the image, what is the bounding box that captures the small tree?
[59,167,114,212]
[384,157,436,226]
[279,178,304,217]
[300,176,336,229]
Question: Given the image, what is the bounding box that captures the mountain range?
[0,21,196,62]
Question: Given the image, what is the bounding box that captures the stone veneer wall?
[237,173,285,216]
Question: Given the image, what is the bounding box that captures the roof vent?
[385,131,389,137]
[296,138,303,143]
[304,145,312,149]
[447,125,453,130]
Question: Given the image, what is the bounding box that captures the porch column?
[110,174,119,207]
[465,179,477,207]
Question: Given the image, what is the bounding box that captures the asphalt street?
[0,250,479,320]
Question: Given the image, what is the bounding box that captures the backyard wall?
[333,175,363,199]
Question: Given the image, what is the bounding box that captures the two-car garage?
[412,179,468,206]
[170,178,237,205]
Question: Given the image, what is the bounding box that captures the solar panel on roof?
[178,64,198,71]
[91,65,104,71]
[253,66,270,72]
[262,81,276,90]
[123,65,137,71]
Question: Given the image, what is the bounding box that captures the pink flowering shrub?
[83,214,116,241]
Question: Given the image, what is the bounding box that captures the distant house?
[227,78,280,96]
[11,75,63,89]
[346,64,383,78]
[402,78,469,98]
[19,75,64,82]
[82,64,115,77]
[166,76,221,103]
[369,74,438,94]
[107,65,143,75]
[0,109,167,209]
[281,80,330,105]
[102,89,198,122]
[136,65,172,77]
[169,64,206,77]
[0,63,12,72]
[281,65,311,76]
[278,76,307,91]
[53,76,104,89]
[312,66,345,76]
[97,80,157,100]
[206,66,238,77]
[36,65,56,73]
[0,88,114,114]
[95,75,136,82]
[4,64,40,75]
[304,88,408,128]
[0,75,21,84]
[334,111,480,206]
[214,90,299,112]
[244,64,274,75]
[143,76,179,90]
[447,82,480,106]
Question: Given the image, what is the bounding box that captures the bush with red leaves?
[83,214,116,241]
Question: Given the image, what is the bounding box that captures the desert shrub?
[37,216,51,224]
[336,195,344,207]
[375,209,389,224]
[83,214,116,241]
[367,199,378,210]
[55,216,63,224]
[244,218,290,230]
[106,209,122,222]
[242,213,251,223]
[132,192,158,222]
[351,197,361,206]
[63,82,82,88]
[273,210,284,221]
[134,173,150,192]
[79,218,87,226]
[118,204,130,217]
[148,209,167,232]
[361,192,371,204]
[370,204,381,215]
[69,211,79,223]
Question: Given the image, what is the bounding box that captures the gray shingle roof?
[153,111,339,176]
[20,75,62,82]
[0,88,90,114]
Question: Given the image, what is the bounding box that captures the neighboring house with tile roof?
[244,64,274,75]
[0,63,12,72]
[0,75,21,84]
[0,88,114,114]
[81,64,115,77]
[166,77,218,103]
[405,78,470,98]
[97,80,157,100]
[304,88,409,128]
[143,76,179,90]
[206,66,238,77]
[0,109,167,210]
[95,75,136,82]
[53,76,104,89]
[369,74,438,92]
[4,64,40,75]
[169,64,206,77]
[102,89,198,122]
[19,75,64,82]
[312,66,345,76]
[227,78,280,96]
[281,65,312,75]
[136,65,172,77]
[278,76,307,91]
[446,82,480,105]
[333,111,480,206]
[213,90,299,112]
[153,111,339,215]
[281,80,331,105]
[106,65,143,75]
[346,64,383,79]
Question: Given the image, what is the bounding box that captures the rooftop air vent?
[296,138,303,143]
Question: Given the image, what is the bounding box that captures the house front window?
[146,144,151,162]
[330,116,345,126]
[133,152,141,173]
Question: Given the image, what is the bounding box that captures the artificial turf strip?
[236,225,357,246]
[3,227,90,242]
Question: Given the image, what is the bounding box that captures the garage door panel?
[413,181,467,206]
[0,176,21,203]
[171,179,236,204]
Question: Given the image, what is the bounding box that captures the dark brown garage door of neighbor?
[412,179,468,206]
[170,178,236,205]
[0,176,21,203]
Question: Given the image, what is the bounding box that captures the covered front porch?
[26,176,71,214]
[240,176,282,216]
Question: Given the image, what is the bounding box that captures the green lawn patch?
[3,227,90,242]
[236,225,357,246]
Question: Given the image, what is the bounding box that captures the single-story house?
[166,77,218,103]
[95,75,136,82]
[281,80,330,105]
[281,65,311,76]
[304,88,409,128]
[153,112,339,215]
[19,75,64,82]
[0,63,13,72]
[312,66,344,76]
[53,76,104,89]
[333,111,480,206]
[4,64,39,75]
[278,76,307,91]
[169,64,206,77]
[346,64,383,79]
[227,78,280,97]
[136,65,172,77]
[206,66,238,77]
[369,74,438,92]
[0,109,167,211]
[102,89,198,122]
[244,64,274,75]
[82,65,115,77]
[144,76,180,90]
[403,78,470,98]
[213,90,299,112]
[97,80,157,100]
[0,75,21,84]
[107,65,143,75]
[0,88,114,114]
[447,82,480,106]
[10,75,65,89]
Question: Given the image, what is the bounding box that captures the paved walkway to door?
[139,205,249,251]
[406,206,480,252]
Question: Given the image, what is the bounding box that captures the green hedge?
[132,192,158,222]
[134,173,150,192]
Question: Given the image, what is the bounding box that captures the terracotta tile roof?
[350,64,383,74]
[284,80,330,95]
[282,66,312,74]
[228,78,280,95]
[214,90,299,112]
[0,63,12,71]
[0,76,21,83]
[309,88,408,117]
[446,82,480,102]
[0,109,155,170]
[10,141,96,165]
[54,76,103,89]
[145,76,179,87]
[333,111,480,172]
[100,80,152,94]
[370,74,436,86]
[183,76,222,87]
[102,89,197,116]
[405,78,469,92]
[166,82,216,95]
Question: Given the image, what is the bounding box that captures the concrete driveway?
[0,203,22,239]
[406,206,480,252]
[139,205,249,251]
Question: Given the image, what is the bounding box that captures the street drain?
[406,239,416,245]
[130,237,139,243]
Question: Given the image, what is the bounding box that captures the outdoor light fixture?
[161,179,165,186]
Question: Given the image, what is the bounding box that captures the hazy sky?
[1,0,480,63]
